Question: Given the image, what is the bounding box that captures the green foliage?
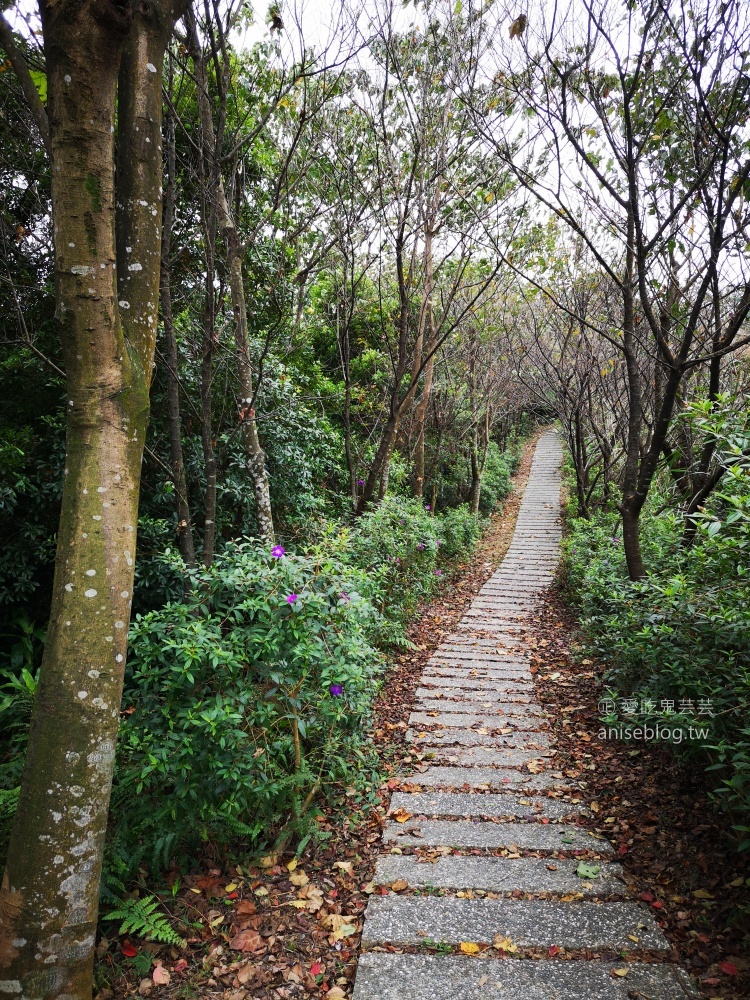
[563,414,750,847]
[103,895,184,947]
[0,619,43,865]
[478,441,517,512]
[109,484,490,872]
[438,504,484,560]
[347,495,443,631]
[114,538,382,868]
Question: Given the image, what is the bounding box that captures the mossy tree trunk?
[0,1,183,996]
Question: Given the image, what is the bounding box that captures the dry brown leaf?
[229,929,266,954]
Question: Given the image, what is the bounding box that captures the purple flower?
[358,478,365,485]
[398,519,404,524]
[271,545,286,558]
[340,591,350,602]
[437,539,442,547]
[330,684,344,696]
[436,569,442,576]
[286,593,298,604]
[425,504,431,510]
[417,542,425,550]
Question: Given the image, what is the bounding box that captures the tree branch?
[0,13,51,156]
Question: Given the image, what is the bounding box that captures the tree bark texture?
[0,1,182,996]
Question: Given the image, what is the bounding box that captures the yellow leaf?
[289,871,309,886]
[287,858,298,872]
[286,900,308,909]
[326,989,347,1000]
[460,942,480,954]
[323,913,359,941]
[611,968,629,977]
[493,935,518,954]
[392,808,413,823]
[334,861,354,874]
[693,889,714,899]
[390,880,409,892]
[224,883,238,893]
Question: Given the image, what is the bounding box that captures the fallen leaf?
[323,914,358,941]
[693,889,714,900]
[493,935,518,954]
[391,808,413,823]
[390,879,409,892]
[121,941,138,958]
[719,961,738,976]
[334,861,354,875]
[611,968,629,977]
[152,966,170,986]
[575,862,600,880]
[326,989,346,999]
[229,929,265,953]
[460,941,480,954]
[289,870,309,886]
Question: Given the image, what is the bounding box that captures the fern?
[103,894,184,946]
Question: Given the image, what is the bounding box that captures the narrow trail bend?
[353,430,696,1000]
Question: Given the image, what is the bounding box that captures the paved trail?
[353,431,694,999]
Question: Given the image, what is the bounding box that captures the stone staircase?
[353,430,695,999]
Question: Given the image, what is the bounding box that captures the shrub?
[478,442,515,512]
[563,455,750,849]
[346,495,443,631]
[114,539,382,868]
[111,488,489,868]
[439,504,484,560]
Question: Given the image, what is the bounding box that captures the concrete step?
[383,819,610,853]
[409,711,546,730]
[360,896,666,951]
[353,954,693,998]
[387,791,583,820]
[401,765,560,791]
[374,855,624,895]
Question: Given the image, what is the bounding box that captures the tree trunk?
[469,440,481,513]
[411,288,436,498]
[0,0,180,995]
[621,506,645,582]
[618,212,646,581]
[188,5,274,544]
[161,107,196,566]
